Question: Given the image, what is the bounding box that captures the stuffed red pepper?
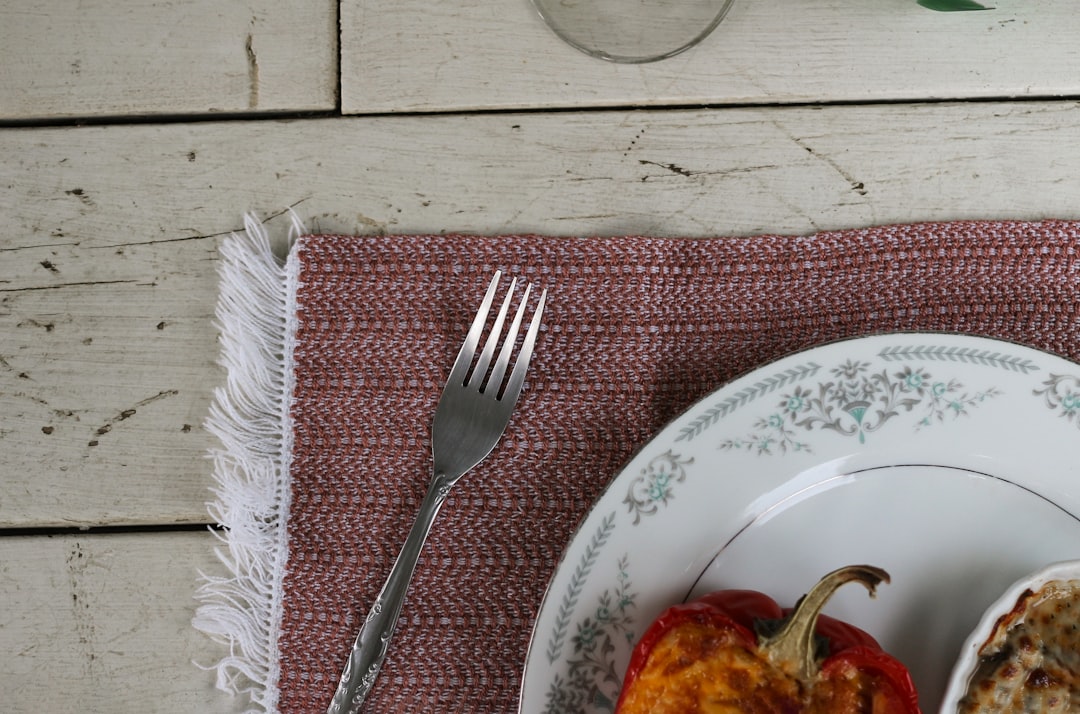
[614,564,921,714]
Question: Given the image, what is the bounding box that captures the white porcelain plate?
[519,333,1080,714]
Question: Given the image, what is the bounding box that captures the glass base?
[530,0,735,63]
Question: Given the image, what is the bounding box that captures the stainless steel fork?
[326,271,548,714]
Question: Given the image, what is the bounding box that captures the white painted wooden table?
[2,0,1080,711]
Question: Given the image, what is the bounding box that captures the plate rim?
[518,330,1080,712]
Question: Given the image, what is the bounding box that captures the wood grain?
[6,3,1080,711]
[342,0,1080,113]
[0,531,247,713]
[4,101,1080,527]
[0,0,337,120]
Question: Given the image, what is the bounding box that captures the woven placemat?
[195,219,1080,713]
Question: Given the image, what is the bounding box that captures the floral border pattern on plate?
[534,342,1077,714]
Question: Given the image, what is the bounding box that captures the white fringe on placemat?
[193,214,303,713]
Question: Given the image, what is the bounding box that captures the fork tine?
[446,271,501,387]
[502,287,547,404]
[469,277,517,387]
[486,283,532,394]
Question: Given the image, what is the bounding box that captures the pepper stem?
[759,564,890,684]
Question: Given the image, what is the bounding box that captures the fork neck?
[429,470,455,500]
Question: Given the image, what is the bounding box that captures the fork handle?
[326,472,453,714]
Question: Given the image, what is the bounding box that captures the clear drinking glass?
[530,0,735,63]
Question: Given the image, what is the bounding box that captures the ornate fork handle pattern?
[326,473,452,713]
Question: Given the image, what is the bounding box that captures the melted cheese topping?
[960,580,1080,713]
[616,620,907,714]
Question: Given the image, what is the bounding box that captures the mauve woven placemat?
[278,221,1080,712]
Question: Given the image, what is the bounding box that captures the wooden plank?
[4,101,1080,526]
[0,0,337,120]
[343,0,1080,113]
[0,531,248,713]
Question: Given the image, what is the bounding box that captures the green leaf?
[918,0,992,10]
